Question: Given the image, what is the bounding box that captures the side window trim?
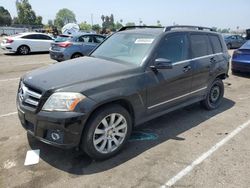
[155,32,189,63]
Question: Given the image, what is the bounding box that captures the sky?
[1,0,250,30]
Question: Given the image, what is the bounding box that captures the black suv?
[17,25,230,159]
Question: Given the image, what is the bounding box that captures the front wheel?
[201,79,224,110]
[81,105,132,160]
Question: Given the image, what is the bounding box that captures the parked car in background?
[49,33,105,61]
[0,32,54,55]
[223,34,246,49]
[232,40,250,74]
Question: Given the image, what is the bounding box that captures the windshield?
[91,33,156,65]
[240,40,250,49]
[55,35,72,42]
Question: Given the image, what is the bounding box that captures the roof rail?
[118,26,164,31]
[164,25,215,32]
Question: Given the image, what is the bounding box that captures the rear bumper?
[1,43,16,52]
[17,103,87,149]
[232,61,250,73]
[49,49,70,61]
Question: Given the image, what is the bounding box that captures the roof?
[118,25,218,36]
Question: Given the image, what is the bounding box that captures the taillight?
[58,42,72,48]
[6,38,14,43]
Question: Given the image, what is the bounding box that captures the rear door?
[35,34,53,51]
[147,33,193,113]
[78,35,97,55]
[189,33,214,96]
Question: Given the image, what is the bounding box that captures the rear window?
[190,34,213,58]
[209,35,223,53]
[55,35,72,42]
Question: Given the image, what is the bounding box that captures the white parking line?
[0,112,17,118]
[0,78,19,82]
[161,119,250,188]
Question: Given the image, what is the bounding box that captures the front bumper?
[232,61,250,73]
[17,103,87,149]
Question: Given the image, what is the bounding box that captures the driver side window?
[157,34,188,63]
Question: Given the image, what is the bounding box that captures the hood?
[23,56,137,92]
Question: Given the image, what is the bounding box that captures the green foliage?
[79,21,91,31]
[54,8,76,29]
[15,0,42,25]
[92,24,101,32]
[0,6,12,26]
[101,14,115,31]
[115,22,123,30]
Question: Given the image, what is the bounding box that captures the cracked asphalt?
[0,46,250,188]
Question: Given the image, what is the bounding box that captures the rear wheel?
[81,105,132,160]
[201,79,224,110]
[17,45,30,55]
[71,53,82,59]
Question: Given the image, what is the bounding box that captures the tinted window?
[190,34,213,58]
[78,35,93,43]
[157,34,188,62]
[22,34,37,39]
[36,34,52,40]
[94,36,105,43]
[209,35,222,53]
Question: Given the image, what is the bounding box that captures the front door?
[147,33,193,113]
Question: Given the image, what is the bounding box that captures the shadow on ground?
[232,72,250,79]
[3,51,49,56]
[28,98,235,175]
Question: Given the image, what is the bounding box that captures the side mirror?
[151,58,173,70]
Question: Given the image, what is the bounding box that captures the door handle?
[210,57,216,64]
[183,65,191,72]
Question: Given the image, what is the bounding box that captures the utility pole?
[91,14,93,27]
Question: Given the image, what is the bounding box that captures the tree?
[115,22,123,30]
[92,24,101,32]
[54,8,76,29]
[79,21,91,31]
[0,6,12,26]
[157,20,162,27]
[15,0,42,25]
[101,14,115,31]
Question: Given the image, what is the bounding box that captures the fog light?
[51,132,60,141]
[46,130,64,144]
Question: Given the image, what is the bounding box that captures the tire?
[17,45,30,55]
[81,105,132,160]
[227,43,232,49]
[201,79,224,110]
[71,53,82,59]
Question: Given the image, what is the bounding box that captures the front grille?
[19,82,42,108]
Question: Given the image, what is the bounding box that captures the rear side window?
[22,34,36,39]
[209,35,222,53]
[157,34,188,63]
[55,35,72,42]
[36,34,52,40]
[190,34,213,58]
[94,36,105,43]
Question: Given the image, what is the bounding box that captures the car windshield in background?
[240,40,250,49]
[91,33,156,65]
[55,35,72,42]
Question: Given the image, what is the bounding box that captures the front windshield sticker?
[135,38,154,44]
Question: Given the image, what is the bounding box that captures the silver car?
[223,34,246,49]
[50,33,105,61]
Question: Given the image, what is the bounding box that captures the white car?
[0,32,54,55]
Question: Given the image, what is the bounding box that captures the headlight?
[42,92,86,112]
